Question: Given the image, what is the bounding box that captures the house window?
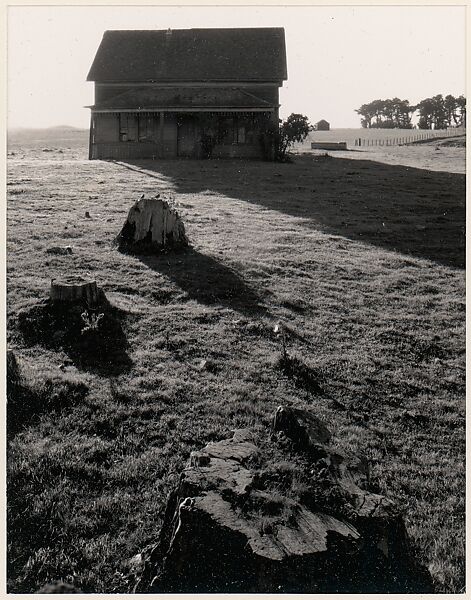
[138,115,153,141]
[246,117,258,144]
[215,115,258,145]
[217,116,256,145]
[119,114,138,142]
[239,116,258,144]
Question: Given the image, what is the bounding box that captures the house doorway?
[177,116,200,157]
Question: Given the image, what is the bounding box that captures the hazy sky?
[7,5,466,130]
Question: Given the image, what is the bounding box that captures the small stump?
[115,195,188,253]
[48,278,111,357]
[17,279,130,374]
[50,278,102,307]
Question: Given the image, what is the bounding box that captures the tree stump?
[50,278,100,306]
[115,195,188,252]
[135,411,434,594]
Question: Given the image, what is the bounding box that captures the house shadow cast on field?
[121,156,465,269]
[126,246,269,317]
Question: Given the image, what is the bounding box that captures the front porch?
[89,111,276,160]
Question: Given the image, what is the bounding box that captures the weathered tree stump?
[134,407,434,594]
[115,195,188,252]
[50,278,100,306]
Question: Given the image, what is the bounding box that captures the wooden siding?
[94,114,119,143]
[95,83,280,106]
[91,140,262,160]
[91,142,159,160]
[212,143,262,159]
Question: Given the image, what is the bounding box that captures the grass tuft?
[274,353,323,395]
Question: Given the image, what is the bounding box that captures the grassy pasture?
[301,126,459,145]
[295,130,466,174]
[6,136,465,592]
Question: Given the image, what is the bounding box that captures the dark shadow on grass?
[123,245,269,317]
[7,376,89,437]
[119,156,465,269]
[16,298,132,376]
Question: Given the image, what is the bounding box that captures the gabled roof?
[87,28,287,82]
[88,87,275,111]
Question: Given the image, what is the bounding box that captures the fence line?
[354,128,465,148]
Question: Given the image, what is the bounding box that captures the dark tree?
[356,98,413,128]
[358,95,465,129]
[456,95,466,127]
[416,97,434,129]
[276,113,312,161]
[431,95,448,129]
[444,95,459,127]
[355,103,373,128]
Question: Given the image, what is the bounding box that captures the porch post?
[159,111,165,158]
[88,113,94,160]
[268,110,278,161]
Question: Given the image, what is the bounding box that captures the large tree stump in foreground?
[115,195,188,252]
[50,278,101,306]
[135,406,434,594]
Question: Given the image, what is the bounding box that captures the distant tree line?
[356,95,466,129]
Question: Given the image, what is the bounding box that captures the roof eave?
[87,78,286,83]
[88,106,278,112]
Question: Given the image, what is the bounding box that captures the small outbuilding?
[86,28,287,160]
[315,119,330,131]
